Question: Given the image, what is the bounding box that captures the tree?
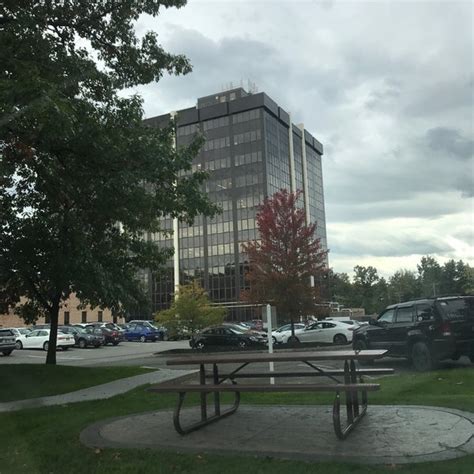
[417,256,442,297]
[241,189,328,337]
[388,270,421,303]
[352,265,380,314]
[0,2,218,364]
[155,281,226,336]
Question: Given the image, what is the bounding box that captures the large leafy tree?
[155,281,226,337]
[241,189,328,337]
[388,270,421,303]
[417,256,442,297]
[0,1,217,364]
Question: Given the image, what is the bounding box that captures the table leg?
[213,363,221,416]
[199,363,207,420]
[350,359,359,417]
[343,360,354,424]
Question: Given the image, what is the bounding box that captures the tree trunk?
[45,295,61,365]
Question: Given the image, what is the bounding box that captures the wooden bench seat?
[204,368,394,380]
[149,382,381,393]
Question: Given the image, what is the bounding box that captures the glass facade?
[146,89,327,320]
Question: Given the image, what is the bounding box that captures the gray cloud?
[133,0,473,271]
[426,127,473,160]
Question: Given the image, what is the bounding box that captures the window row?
[177,123,199,136]
[234,129,261,145]
[208,243,234,256]
[207,177,232,192]
[235,172,263,188]
[180,247,204,258]
[179,226,203,238]
[203,116,229,131]
[235,151,262,166]
[206,156,231,171]
[203,136,230,151]
[232,108,261,124]
[208,221,233,234]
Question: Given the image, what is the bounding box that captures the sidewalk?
[0,368,196,413]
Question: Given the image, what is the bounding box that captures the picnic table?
[149,349,393,440]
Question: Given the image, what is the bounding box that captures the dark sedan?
[59,326,104,348]
[85,323,123,346]
[190,325,266,350]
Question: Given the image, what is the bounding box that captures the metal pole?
[267,304,274,385]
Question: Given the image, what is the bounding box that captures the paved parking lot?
[1,340,471,374]
[0,340,190,368]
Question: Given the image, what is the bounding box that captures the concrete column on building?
[170,111,180,296]
[298,123,314,288]
[288,114,296,193]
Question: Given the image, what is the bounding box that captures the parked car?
[22,329,75,351]
[59,326,104,348]
[0,329,16,356]
[223,323,268,344]
[128,320,167,340]
[83,323,123,346]
[290,320,354,345]
[190,325,266,350]
[271,323,306,344]
[326,318,364,328]
[124,322,161,342]
[352,296,474,371]
[4,328,31,350]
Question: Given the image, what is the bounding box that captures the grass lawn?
[0,368,472,473]
[0,364,153,402]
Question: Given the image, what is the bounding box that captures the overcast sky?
[130,0,473,279]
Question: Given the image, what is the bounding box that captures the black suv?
[353,296,474,371]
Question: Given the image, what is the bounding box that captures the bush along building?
[143,88,327,321]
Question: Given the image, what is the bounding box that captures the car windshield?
[18,328,30,335]
[228,327,245,335]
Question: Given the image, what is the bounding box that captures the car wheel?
[2,350,13,356]
[78,339,87,349]
[272,336,277,344]
[333,334,347,345]
[353,339,374,365]
[62,346,69,351]
[140,335,146,343]
[112,341,119,346]
[43,341,49,352]
[238,340,247,349]
[196,341,205,350]
[411,341,436,372]
[15,340,23,350]
[287,336,300,345]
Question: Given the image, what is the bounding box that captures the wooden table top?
[166,350,388,366]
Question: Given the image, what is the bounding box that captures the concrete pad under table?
[80,405,474,465]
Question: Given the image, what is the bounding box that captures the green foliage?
[328,257,473,314]
[155,281,226,335]
[388,269,421,302]
[0,1,218,363]
[241,190,328,325]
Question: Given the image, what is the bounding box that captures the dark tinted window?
[438,298,474,320]
[396,306,414,323]
[378,309,395,323]
[416,303,434,321]
[0,330,13,336]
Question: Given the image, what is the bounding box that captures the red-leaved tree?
[241,189,328,339]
